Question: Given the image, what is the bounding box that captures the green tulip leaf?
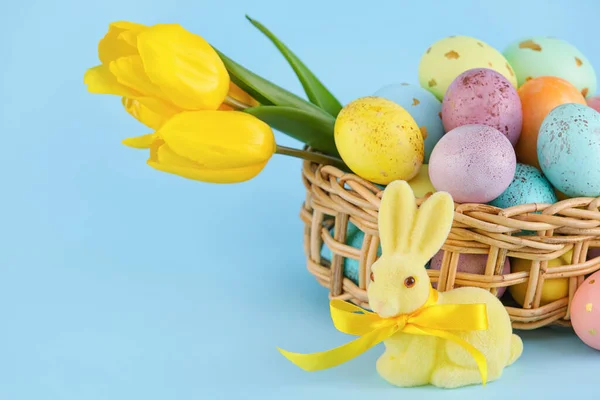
[214,49,334,121]
[244,106,338,156]
[245,15,342,117]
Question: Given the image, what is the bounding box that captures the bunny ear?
[378,180,417,255]
[409,191,455,262]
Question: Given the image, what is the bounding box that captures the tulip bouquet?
[84,17,347,183]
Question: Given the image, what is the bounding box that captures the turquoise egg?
[489,163,557,208]
[538,104,600,197]
[320,221,431,285]
[489,163,557,236]
[503,37,596,98]
[374,83,444,162]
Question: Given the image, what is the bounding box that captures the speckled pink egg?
[442,68,523,146]
[428,124,516,203]
[587,96,600,113]
[571,271,600,350]
[430,251,511,297]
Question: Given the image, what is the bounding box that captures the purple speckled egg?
[587,96,600,113]
[430,251,511,297]
[442,68,523,146]
[429,124,516,203]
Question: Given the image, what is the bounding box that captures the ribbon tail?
[278,323,399,372]
[406,326,488,386]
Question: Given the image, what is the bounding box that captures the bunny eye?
[404,276,416,288]
[370,272,375,282]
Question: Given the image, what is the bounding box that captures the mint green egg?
[503,37,597,97]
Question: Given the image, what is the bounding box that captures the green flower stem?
[224,95,251,110]
[275,145,347,170]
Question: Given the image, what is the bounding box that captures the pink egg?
[442,68,522,146]
[428,124,517,203]
[571,271,600,350]
[587,96,600,113]
[430,251,511,297]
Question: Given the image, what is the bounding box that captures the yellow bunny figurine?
[368,180,522,388]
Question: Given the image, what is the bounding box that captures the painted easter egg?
[489,163,557,208]
[538,103,600,197]
[571,271,600,350]
[442,68,522,145]
[503,37,596,98]
[588,96,600,112]
[334,97,424,185]
[516,77,586,168]
[428,124,516,203]
[509,251,572,307]
[374,83,444,162]
[430,251,511,297]
[418,36,517,100]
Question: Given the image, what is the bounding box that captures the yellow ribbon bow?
[278,289,490,385]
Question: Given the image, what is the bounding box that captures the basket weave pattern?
[301,160,600,330]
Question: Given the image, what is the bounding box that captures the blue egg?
[489,163,557,236]
[489,163,557,208]
[374,83,444,162]
[538,104,600,197]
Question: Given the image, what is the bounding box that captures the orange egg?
[516,77,586,168]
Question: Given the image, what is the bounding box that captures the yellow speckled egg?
[509,250,572,307]
[419,36,517,100]
[334,97,424,185]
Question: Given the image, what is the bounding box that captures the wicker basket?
[300,160,600,330]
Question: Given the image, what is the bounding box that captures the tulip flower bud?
[85,22,230,126]
[144,111,275,183]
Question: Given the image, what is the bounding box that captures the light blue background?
[2,0,599,399]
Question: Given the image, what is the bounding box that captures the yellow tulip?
[124,111,276,184]
[84,21,235,129]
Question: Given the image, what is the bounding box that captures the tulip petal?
[136,24,229,110]
[84,65,140,97]
[122,133,157,149]
[157,111,275,169]
[109,55,165,99]
[227,82,259,107]
[98,21,146,64]
[122,97,180,130]
[148,142,267,184]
